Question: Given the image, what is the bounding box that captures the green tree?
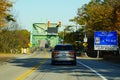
[0,29,30,53]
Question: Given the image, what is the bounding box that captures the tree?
[70,0,120,36]
[0,0,14,31]
[69,0,120,54]
[0,29,30,53]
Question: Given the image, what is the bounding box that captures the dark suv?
[51,44,76,65]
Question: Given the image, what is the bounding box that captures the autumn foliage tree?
[0,0,14,31]
[69,0,120,55]
[0,29,30,53]
[0,0,30,53]
[70,0,120,36]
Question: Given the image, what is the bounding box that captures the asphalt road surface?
[0,49,120,80]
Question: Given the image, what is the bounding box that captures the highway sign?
[94,31,118,50]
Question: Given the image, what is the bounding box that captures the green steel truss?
[30,23,60,48]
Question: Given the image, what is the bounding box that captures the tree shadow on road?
[9,55,120,80]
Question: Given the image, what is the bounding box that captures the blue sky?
[13,0,90,31]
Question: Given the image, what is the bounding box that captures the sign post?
[83,37,88,42]
[83,36,88,51]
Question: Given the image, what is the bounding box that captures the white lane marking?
[78,61,108,80]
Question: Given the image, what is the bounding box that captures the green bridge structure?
[30,22,61,48]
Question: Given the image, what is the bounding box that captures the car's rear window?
[54,45,74,51]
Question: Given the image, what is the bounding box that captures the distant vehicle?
[51,44,76,65]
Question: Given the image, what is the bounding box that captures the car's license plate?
[62,54,66,56]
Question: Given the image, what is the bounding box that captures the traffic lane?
[15,58,48,80]
[13,52,119,80]
[25,59,102,80]
[0,52,48,80]
[10,51,49,69]
[77,58,120,80]
[0,61,30,80]
[3,51,119,80]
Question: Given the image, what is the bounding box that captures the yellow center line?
[16,59,47,80]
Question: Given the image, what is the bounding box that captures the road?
[0,49,120,80]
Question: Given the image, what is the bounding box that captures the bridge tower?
[30,21,61,48]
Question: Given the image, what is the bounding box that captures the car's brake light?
[69,51,74,55]
[53,51,59,55]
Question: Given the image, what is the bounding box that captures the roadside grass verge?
[0,53,21,63]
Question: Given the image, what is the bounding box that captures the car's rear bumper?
[51,59,76,65]
[52,57,76,61]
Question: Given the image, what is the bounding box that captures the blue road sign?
[94,31,118,50]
